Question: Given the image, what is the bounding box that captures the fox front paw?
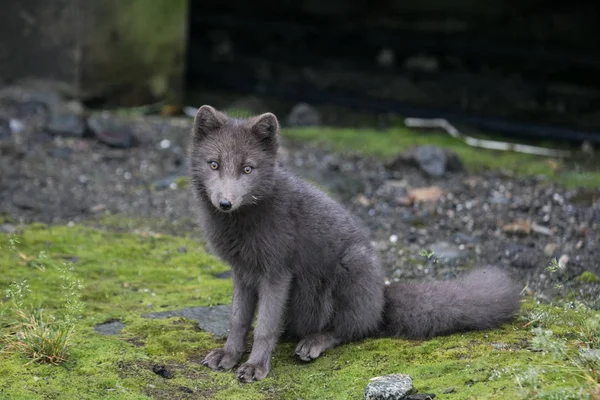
[201,348,240,370]
[236,362,269,383]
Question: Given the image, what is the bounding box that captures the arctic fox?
[188,105,521,383]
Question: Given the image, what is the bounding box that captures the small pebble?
[558,254,569,268]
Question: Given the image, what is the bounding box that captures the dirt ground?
[1,97,599,306]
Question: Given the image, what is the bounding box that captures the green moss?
[576,271,600,284]
[1,225,598,399]
[85,215,198,238]
[175,177,189,189]
[282,126,600,188]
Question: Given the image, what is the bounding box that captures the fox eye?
[242,166,252,174]
[209,161,219,170]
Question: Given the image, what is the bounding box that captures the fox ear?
[249,112,279,153]
[193,105,226,138]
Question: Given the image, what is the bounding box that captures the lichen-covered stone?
[94,320,126,335]
[364,374,415,400]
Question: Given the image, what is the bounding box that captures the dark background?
[186,0,600,141]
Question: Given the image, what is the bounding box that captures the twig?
[404,117,571,157]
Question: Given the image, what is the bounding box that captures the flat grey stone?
[142,305,231,338]
[88,115,135,148]
[94,320,126,335]
[0,118,11,139]
[215,270,232,279]
[430,241,465,263]
[0,223,16,233]
[365,374,415,400]
[47,113,87,137]
[386,146,463,178]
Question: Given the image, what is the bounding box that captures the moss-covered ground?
[1,224,598,399]
[282,126,600,188]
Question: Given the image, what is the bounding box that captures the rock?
[356,194,371,207]
[152,364,173,379]
[502,220,531,236]
[180,386,194,394]
[453,232,477,244]
[374,180,412,206]
[531,223,553,236]
[177,246,187,253]
[9,119,25,134]
[159,139,171,149]
[386,146,463,178]
[377,180,409,197]
[142,305,231,338]
[12,195,36,210]
[16,99,50,122]
[0,224,16,233]
[0,118,11,140]
[429,241,464,263]
[414,146,447,177]
[215,270,232,279]
[88,116,135,148]
[558,254,569,268]
[511,250,542,270]
[286,103,321,127]
[544,243,558,256]
[409,186,443,203]
[94,320,126,335]
[364,374,415,400]
[49,147,72,159]
[443,388,455,394]
[47,113,87,137]
[90,204,107,213]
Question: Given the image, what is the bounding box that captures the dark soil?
[1,99,599,306]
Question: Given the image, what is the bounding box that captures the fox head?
[189,105,280,213]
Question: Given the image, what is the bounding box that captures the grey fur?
[189,106,521,382]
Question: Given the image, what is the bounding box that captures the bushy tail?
[381,267,521,339]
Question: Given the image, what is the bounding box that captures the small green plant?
[419,249,435,259]
[2,306,72,364]
[545,258,566,289]
[1,236,84,365]
[518,258,599,398]
[545,258,564,274]
[8,234,20,252]
[516,301,600,399]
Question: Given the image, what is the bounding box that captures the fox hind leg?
[295,332,341,361]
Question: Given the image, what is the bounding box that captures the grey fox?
[188,105,521,383]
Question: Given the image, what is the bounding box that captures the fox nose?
[219,199,232,211]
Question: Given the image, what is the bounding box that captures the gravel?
[1,100,599,306]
